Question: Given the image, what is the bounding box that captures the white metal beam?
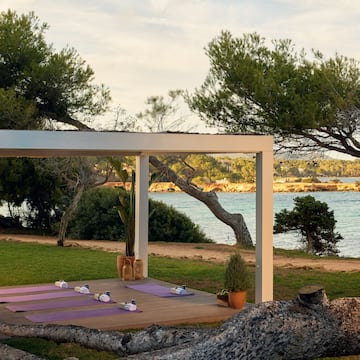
[0,130,273,156]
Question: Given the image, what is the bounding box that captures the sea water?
[1,189,358,258]
[150,191,360,258]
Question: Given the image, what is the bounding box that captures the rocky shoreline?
[147,181,360,193]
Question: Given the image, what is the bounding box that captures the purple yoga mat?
[127,283,194,297]
[26,307,141,323]
[6,297,114,312]
[0,285,63,295]
[0,290,84,303]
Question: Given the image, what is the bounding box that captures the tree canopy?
[0,10,110,130]
[0,9,112,237]
[189,31,360,158]
[0,158,65,230]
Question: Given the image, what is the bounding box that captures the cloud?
[265,0,360,57]
[2,0,360,117]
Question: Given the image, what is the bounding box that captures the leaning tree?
[189,31,360,159]
[134,91,253,246]
[274,195,342,256]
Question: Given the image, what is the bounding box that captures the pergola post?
[255,151,274,302]
[135,155,149,277]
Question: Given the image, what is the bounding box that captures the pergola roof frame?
[0,130,273,303]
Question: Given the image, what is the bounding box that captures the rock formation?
[0,289,359,359]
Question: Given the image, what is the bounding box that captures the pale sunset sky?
[3,0,360,131]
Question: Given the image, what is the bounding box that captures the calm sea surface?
[150,191,360,258]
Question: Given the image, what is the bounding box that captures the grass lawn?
[0,239,359,359]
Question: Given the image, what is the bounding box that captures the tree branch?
[149,156,253,246]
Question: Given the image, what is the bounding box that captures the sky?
[2,0,360,131]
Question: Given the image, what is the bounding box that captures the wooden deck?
[0,278,242,331]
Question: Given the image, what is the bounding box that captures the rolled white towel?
[55,280,69,288]
[74,285,90,294]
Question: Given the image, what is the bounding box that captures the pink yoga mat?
[0,290,84,303]
[126,283,194,297]
[0,285,63,295]
[26,307,141,323]
[6,297,114,312]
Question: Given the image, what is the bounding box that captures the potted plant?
[109,158,136,280]
[110,157,159,280]
[216,288,229,307]
[224,252,251,309]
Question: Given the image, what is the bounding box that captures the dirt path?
[1,234,359,272]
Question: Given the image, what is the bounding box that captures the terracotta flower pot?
[116,255,135,280]
[228,290,246,309]
[217,294,229,307]
[122,258,134,281]
[134,258,144,280]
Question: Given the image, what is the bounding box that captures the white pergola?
[0,130,273,303]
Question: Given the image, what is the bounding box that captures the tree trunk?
[57,184,85,247]
[149,156,253,246]
[0,295,358,359]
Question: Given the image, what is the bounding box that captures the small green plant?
[224,253,251,291]
[216,288,229,297]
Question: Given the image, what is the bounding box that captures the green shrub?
[68,187,213,243]
[68,187,124,240]
[149,200,212,243]
[224,253,251,291]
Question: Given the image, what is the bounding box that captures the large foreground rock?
[0,290,359,359]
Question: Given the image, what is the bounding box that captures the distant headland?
[105,181,360,193]
[149,181,360,193]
